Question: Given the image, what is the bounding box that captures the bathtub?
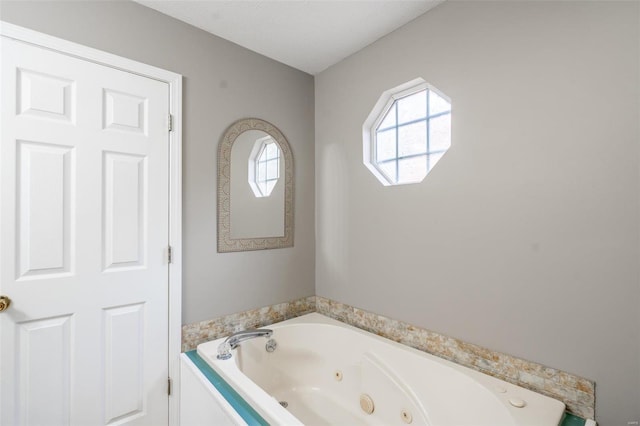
[196,313,566,426]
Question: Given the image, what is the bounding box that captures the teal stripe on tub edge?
[561,412,587,426]
[185,350,270,426]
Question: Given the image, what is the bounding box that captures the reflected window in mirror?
[249,136,280,197]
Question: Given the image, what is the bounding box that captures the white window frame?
[363,77,451,186]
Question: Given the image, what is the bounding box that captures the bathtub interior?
[197,313,566,426]
[235,331,436,425]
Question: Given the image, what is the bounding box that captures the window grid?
[375,89,451,184]
[255,141,280,197]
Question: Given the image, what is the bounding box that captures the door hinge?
[168,377,172,396]
[167,246,173,264]
[168,114,173,132]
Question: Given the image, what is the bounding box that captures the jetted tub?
[197,313,566,426]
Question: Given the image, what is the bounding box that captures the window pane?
[428,152,445,169]
[265,142,279,159]
[398,121,427,158]
[378,104,396,130]
[429,91,450,116]
[257,161,266,181]
[397,90,426,125]
[378,160,397,183]
[376,129,396,162]
[266,158,279,180]
[429,114,451,153]
[257,146,267,163]
[398,156,427,183]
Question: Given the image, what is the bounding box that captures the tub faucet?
[217,328,273,360]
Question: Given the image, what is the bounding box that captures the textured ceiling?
[134,0,442,74]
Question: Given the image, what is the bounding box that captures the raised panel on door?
[16,315,73,426]
[103,89,148,135]
[103,152,147,271]
[17,68,76,124]
[103,303,146,425]
[17,140,75,280]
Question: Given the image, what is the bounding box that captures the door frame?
[0,21,183,425]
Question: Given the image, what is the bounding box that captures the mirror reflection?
[230,130,284,238]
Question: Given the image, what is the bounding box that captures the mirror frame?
[217,118,294,252]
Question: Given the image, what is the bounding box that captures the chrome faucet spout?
[216,328,273,360]
[226,328,273,349]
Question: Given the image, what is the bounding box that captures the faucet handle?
[217,341,232,360]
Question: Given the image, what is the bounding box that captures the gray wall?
[315,2,639,425]
[0,0,315,324]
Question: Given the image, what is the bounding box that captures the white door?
[1,37,170,425]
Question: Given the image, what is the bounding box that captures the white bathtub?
[197,313,566,426]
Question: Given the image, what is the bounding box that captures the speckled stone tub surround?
[182,295,595,419]
[181,296,316,352]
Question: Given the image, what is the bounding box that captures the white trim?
[168,75,183,426]
[0,21,179,83]
[0,21,183,425]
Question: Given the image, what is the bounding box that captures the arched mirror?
[217,118,294,252]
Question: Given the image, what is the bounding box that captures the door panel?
[17,67,76,123]
[103,303,145,424]
[17,140,74,279]
[17,314,73,426]
[1,37,170,426]
[103,151,147,271]
[103,89,147,134]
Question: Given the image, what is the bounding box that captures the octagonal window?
[363,79,451,186]
[249,136,280,197]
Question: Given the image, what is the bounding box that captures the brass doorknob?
[0,296,11,312]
